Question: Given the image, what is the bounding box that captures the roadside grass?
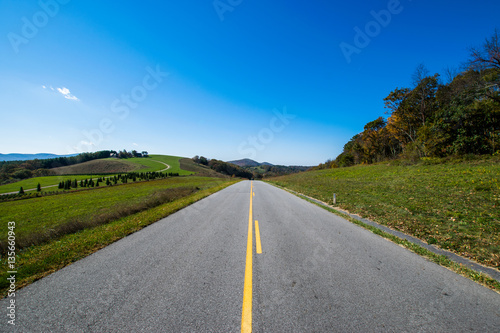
[0,155,192,194]
[0,178,239,296]
[267,156,500,270]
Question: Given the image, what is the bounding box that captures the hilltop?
[227,159,273,167]
[227,158,310,178]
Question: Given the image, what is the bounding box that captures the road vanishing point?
[2,181,499,332]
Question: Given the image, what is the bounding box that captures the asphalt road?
[2,180,499,332]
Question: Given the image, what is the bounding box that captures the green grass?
[268,157,500,270]
[147,154,194,175]
[122,155,193,175]
[0,155,193,194]
[0,177,239,296]
[122,155,192,176]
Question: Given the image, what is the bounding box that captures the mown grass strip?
[0,180,240,297]
[270,183,500,293]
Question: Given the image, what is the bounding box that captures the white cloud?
[42,85,79,100]
[132,142,139,147]
[57,87,70,95]
[80,140,95,147]
[56,86,79,101]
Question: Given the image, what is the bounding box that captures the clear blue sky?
[0,0,498,165]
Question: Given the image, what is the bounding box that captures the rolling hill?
[51,159,141,175]
[0,155,194,195]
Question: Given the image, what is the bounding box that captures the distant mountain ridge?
[0,153,78,162]
[227,159,274,167]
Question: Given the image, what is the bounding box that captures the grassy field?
[0,155,192,194]
[0,175,107,194]
[0,176,238,296]
[146,154,194,175]
[0,177,211,246]
[268,156,500,270]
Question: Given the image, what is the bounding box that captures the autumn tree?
[320,29,500,168]
[384,88,417,145]
[361,117,387,162]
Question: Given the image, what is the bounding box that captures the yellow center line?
[241,181,253,333]
[255,220,262,254]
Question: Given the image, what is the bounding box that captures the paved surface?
[291,190,500,282]
[1,180,499,332]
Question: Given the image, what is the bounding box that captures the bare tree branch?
[468,29,500,70]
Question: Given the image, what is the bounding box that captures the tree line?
[192,156,254,179]
[0,150,112,183]
[317,30,499,169]
[256,165,309,178]
[192,156,309,179]
[56,171,177,190]
[111,150,149,159]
